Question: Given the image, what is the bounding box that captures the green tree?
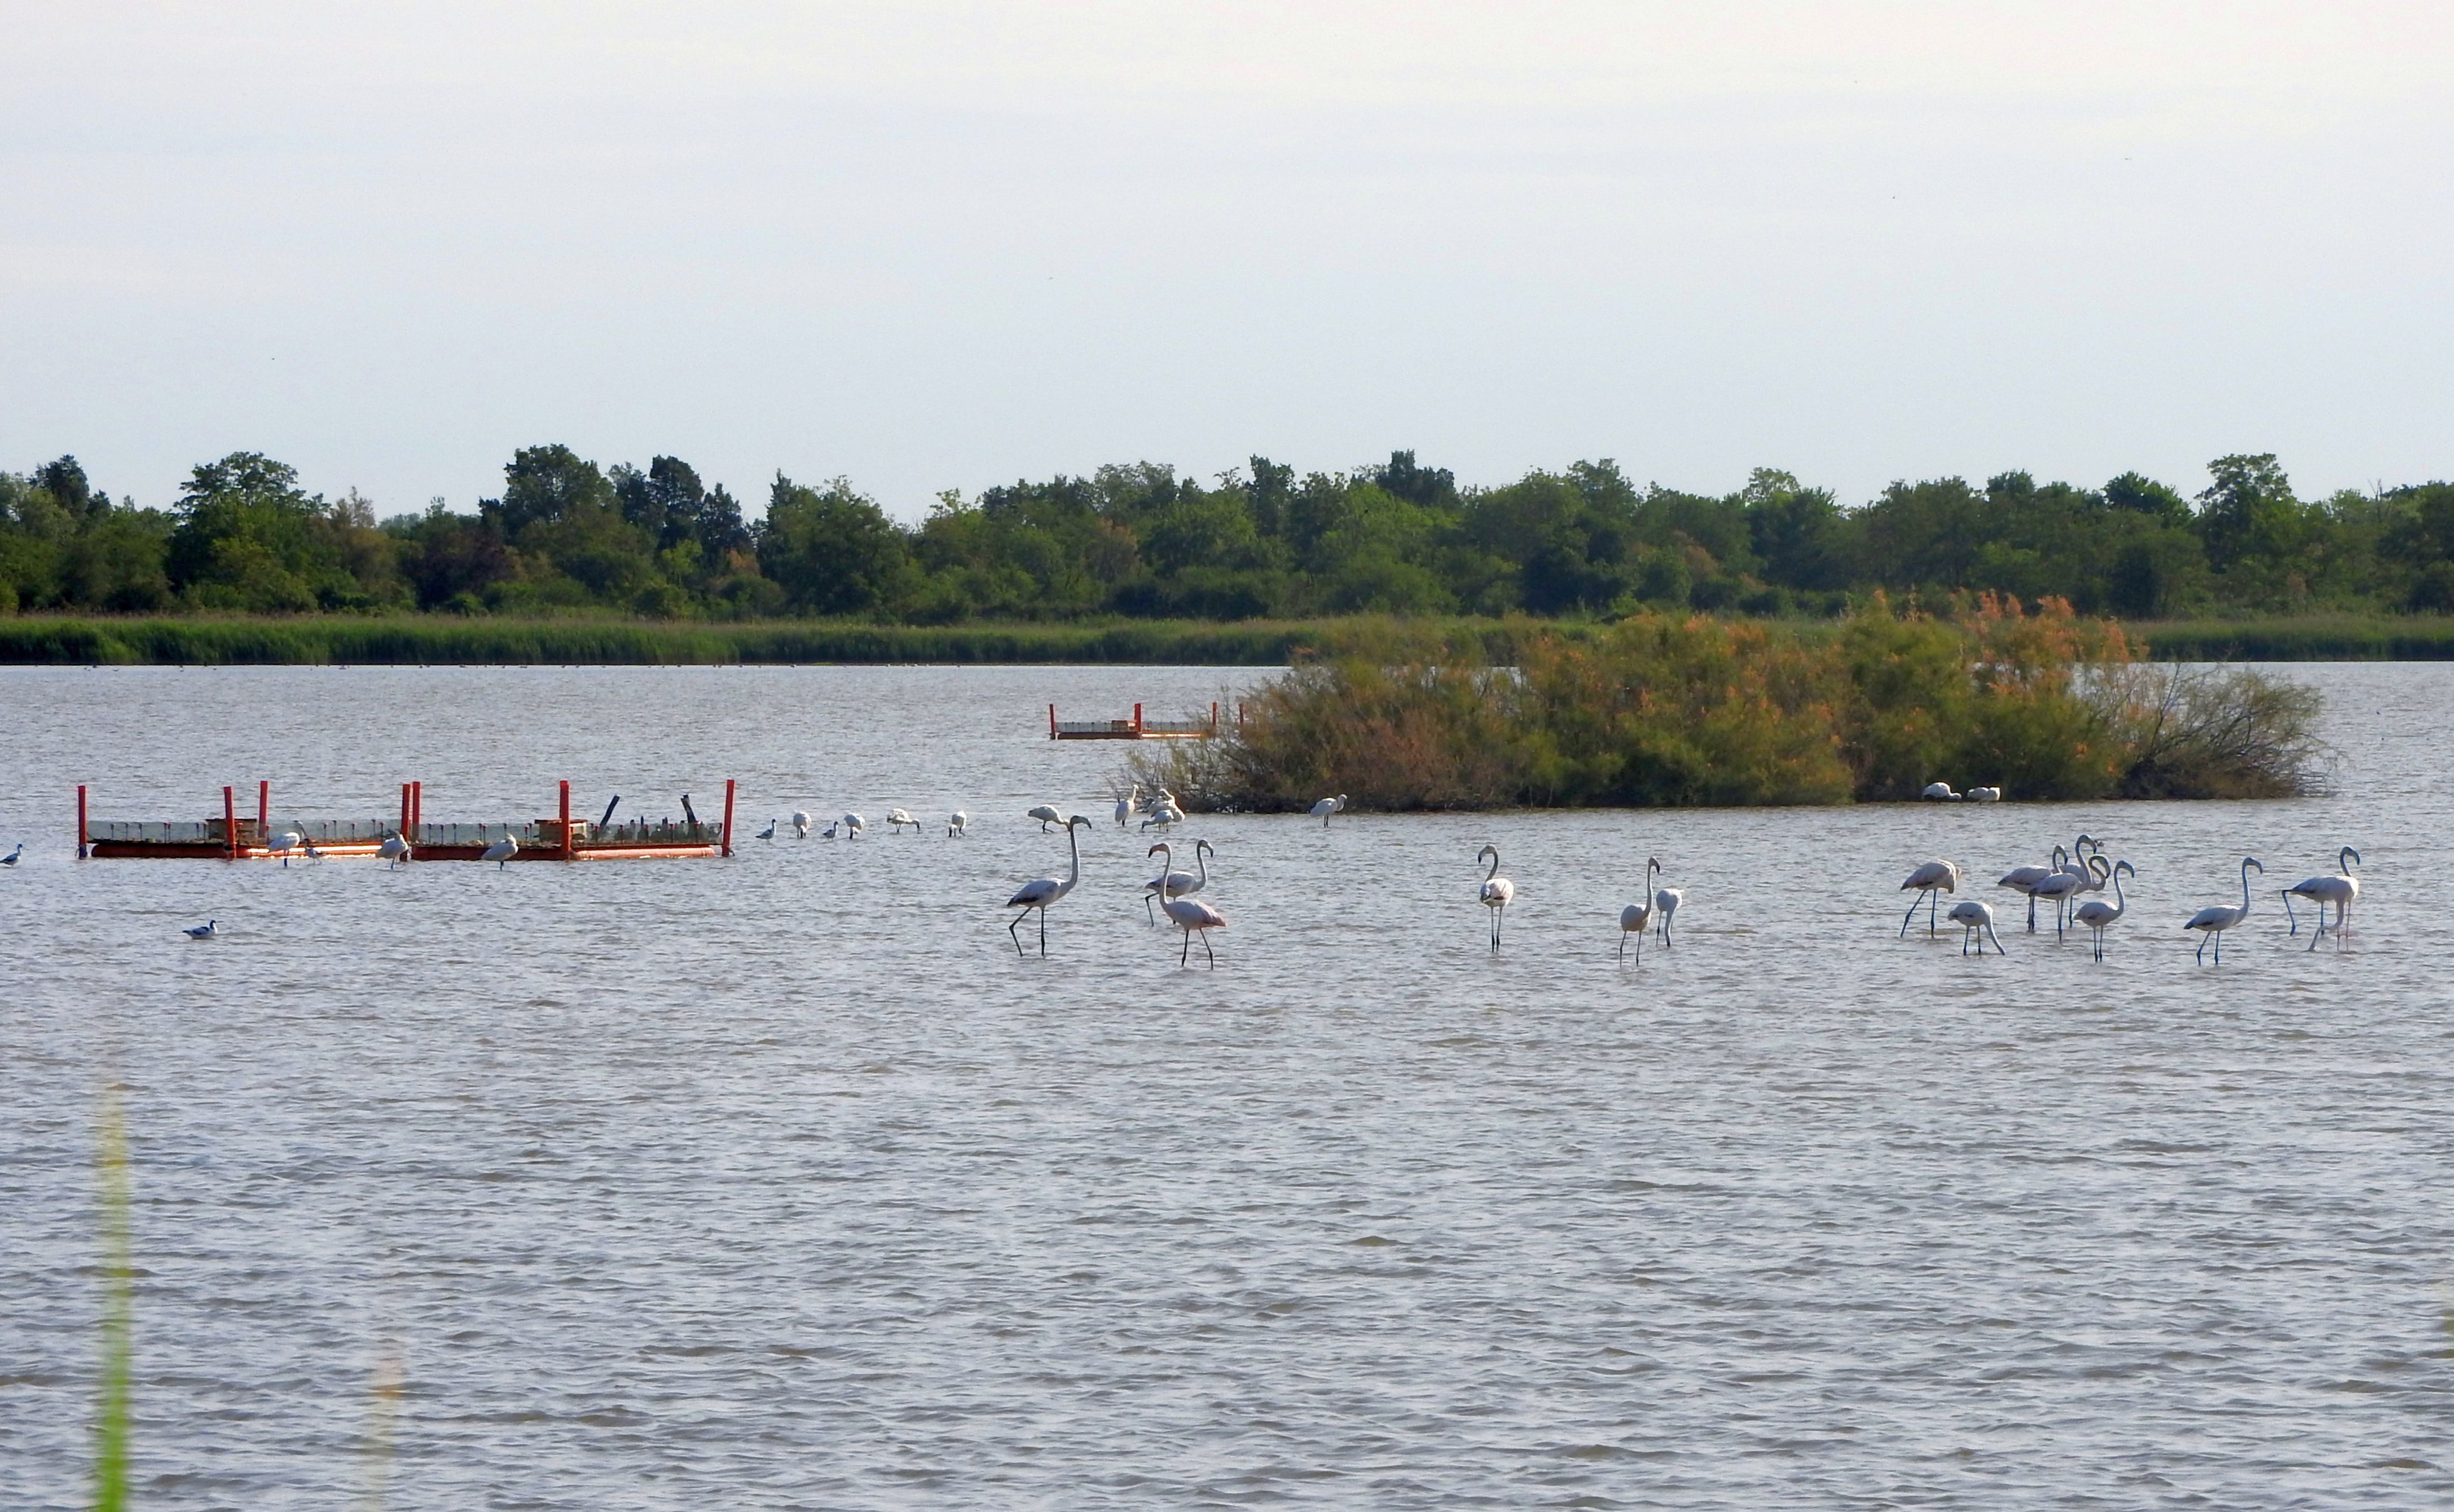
[758,474,914,616]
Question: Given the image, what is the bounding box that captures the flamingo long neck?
[2340,848,2356,876]
[2110,868,2127,917]
[1194,845,1209,888]
[1485,850,1499,883]
[2238,861,2254,914]
[1061,824,1082,894]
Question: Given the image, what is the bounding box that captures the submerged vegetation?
[1133,598,2328,810]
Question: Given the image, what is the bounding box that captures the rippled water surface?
[4,662,2451,1509]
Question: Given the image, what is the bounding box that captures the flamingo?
[183,919,218,939]
[1997,845,2069,932]
[1898,859,1962,937]
[2072,859,2135,961]
[1476,845,1514,952]
[1,843,19,866]
[885,808,921,835]
[1921,782,1960,801]
[379,831,412,869]
[2281,847,2360,948]
[1148,841,1228,966]
[1027,804,1063,832]
[791,810,811,839]
[1005,814,1090,956]
[842,813,865,839]
[481,828,520,869]
[755,819,776,840]
[1619,858,1661,962]
[1946,899,2006,955]
[1144,837,1213,925]
[2028,854,2099,940]
[2184,856,2263,964]
[948,812,969,837]
[1653,863,1683,944]
[1308,794,1347,828]
[1115,785,1139,828]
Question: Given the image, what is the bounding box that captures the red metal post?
[411,781,422,834]
[399,783,411,836]
[223,785,238,860]
[559,779,573,860]
[1049,704,1057,739]
[257,779,269,841]
[77,784,89,858]
[1211,701,1219,733]
[1134,702,1144,735]
[721,778,736,857]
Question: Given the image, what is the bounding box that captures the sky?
[3,1,2448,522]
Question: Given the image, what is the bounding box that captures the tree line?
[3,446,2451,621]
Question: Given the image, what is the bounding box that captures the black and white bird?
[184,919,218,940]
[0,843,20,866]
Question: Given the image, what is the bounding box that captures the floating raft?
[1049,702,1229,740]
[78,779,735,861]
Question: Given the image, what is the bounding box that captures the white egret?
[1148,841,1229,966]
[2184,856,2263,964]
[1005,814,1090,956]
[1477,845,1514,952]
[1619,858,1660,962]
[2281,847,2360,948]
[885,808,921,835]
[1308,794,1347,828]
[1027,804,1063,831]
[1144,837,1213,925]
[948,812,969,837]
[1898,859,1963,937]
[1946,899,2006,955]
[183,919,218,939]
[2072,859,2135,961]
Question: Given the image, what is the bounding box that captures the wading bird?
[1005,815,1090,956]
[948,812,968,837]
[1967,786,2002,803]
[1898,859,1963,937]
[1027,804,1063,832]
[1144,837,1213,925]
[2282,847,2361,947]
[755,819,775,840]
[1997,845,2069,932]
[1922,782,1959,801]
[1947,899,2006,955]
[269,828,304,867]
[1,843,21,865]
[821,820,838,839]
[380,831,412,869]
[2029,854,2100,940]
[2184,856,2263,964]
[1115,785,1139,828]
[791,811,811,839]
[481,829,520,869]
[1619,858,1661,962]
[184,919,218,940]
[1141,799,1184,831]
[842,813,865,839]
[1309,794,1347,828]
[2072,859,2135,961]
[1477,845,1514,952]
[1653,863,1684,944]
[1149,841,1228,966]
[886,808,921,835]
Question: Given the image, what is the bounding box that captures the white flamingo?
[1996,844,2069,932]
[791,810,811,839]
[1308,794,1347,828]
[2072,859,2135,961]
[1898,859,1962,937]
[1026,804,1063,832]
[885,808,921,835]
[481,828,520,870]
[2028,854,2099,940]
[1653,863,1683,944]
[1115,785,1139,828]
[948,812,969,837]
[1921,782,1959,801]
[1144,837,1213,925]
[2184,856,2263,964]
[1619,857,1661,962]
[1148,841,1228,967]
[379,831,412,869]
[1946,899,2006,955]
[1005,814,1089,956]
[2281,847,2360,948]
[1477,844,1514,952]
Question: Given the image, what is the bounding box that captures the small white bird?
[184,919,218,939]
[1144,837,1213,925]
[1,843,20,866]
[2072,859,2135,960]
[948,812,969,837]
[1653,864,1683,945]
[1921,782,1959,801]
[1116,784,1140,828]
[1619,857,1661,962]
[2184,856,2263,964]
[842,813,865,839]
[1140,801,1183,831]
[1308,794,1347,828]
[1005,814,1090,956]
[886,808,921,835]
[1477,844,1514,952]
[1027,804,1063,832]
[379,832,412,869]
[481,828,520,869]
[269,828,305,867]
[1898,859,1963,937]
[1947,900,2006,955]
[2281,846,2360,949]
[756,819,776,840]
[791,810,811,839]
[1148,841,1228,966]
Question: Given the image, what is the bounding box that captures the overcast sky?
[5,2,2447,520]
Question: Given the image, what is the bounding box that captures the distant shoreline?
[0,613,2448,667]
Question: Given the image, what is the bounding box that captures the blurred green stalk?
[92,1084,132,1512]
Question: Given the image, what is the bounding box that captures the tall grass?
[2134,615,2454,661]
[93,1083,133,1512]
[1134,598,2327,809]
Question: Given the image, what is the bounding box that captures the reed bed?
[1133,598,2328,810]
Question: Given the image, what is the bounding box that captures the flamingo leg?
[1202,931,1216,967]
[1180,929,1191,966]
[1008,913,1027,956]
[2281,891,2299,935]
[1617,932,1626,962]
[1145,892,1157,926]
[2026,893,2037,932]
[1986,923,2005,955]
[1929,892,1940,937]
[2194,932,2207,964]
[1040,907,1048,956]
[1900,892,1925,938]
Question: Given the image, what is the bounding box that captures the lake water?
[2,662,2449,1509]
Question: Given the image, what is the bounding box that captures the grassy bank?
[1,611,2449,666]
